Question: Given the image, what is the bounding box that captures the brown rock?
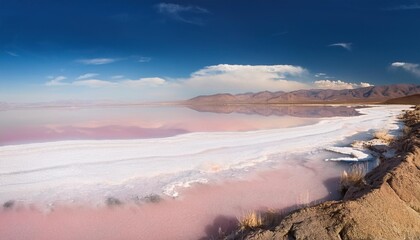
[226,106,420,240]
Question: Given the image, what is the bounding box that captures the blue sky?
[0,0,419,102]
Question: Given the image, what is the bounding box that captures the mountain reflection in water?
[186,104,360,118]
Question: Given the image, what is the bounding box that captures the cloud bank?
[45,64,372,100]
[46,75,167,89]
[181,64,310,93]
[314,80,371,90]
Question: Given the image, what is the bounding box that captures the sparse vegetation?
[3,200,15,209]
[398,106,420,152]
[340,164,366,196]
[238,211,263,230]
[237,209,283,230]
[373,130,394,143]
[133,194,163,205]
[142,194,162,203]
[403,126,411,136]
[227,106,420,239]
[106,197,122,206]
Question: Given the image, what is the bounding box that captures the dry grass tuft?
[237,209,284,230]
[403,126,412,136]
[373,130,394,143]
[3,200,14,209]
[238,211,264,230]
[106,197,122,206]
[340,164,366,196]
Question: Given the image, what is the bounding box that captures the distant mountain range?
[187,84,420,104]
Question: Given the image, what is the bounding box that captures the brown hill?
[384,94,420,105]
[187,84,420,104]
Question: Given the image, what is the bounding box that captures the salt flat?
[0,105,408,205]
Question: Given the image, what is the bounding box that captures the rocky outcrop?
[227,106,420,240]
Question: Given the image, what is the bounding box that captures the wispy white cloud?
[315,73,327,77]
[46,75,116,88]
[46,76,166,89]
[111,75,125,79]
[156,3,209,25]
[5,51,19,57]
[138,56,152,63]
[76,58,119,65]
[313,80,372,90]
[328,42,352,51]
[76,73,99,80]
[391,62,420,76]
[45,76,68,86]
[73,79,117,88]
[385,4,420,11]
[314,72,335,79]
[121,77,166,87]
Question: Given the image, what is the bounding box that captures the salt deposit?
[0,105,408,206]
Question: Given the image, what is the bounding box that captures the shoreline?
[0,101,416,112]
[0,105,414,239]
[0,154,344,240]
[0,105,405,207]
[226,105,420,239]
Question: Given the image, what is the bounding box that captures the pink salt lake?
[0,104,372,240]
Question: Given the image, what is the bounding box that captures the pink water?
[0,105,319,146]
[0,157,341,240]
[0,105,361,239]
